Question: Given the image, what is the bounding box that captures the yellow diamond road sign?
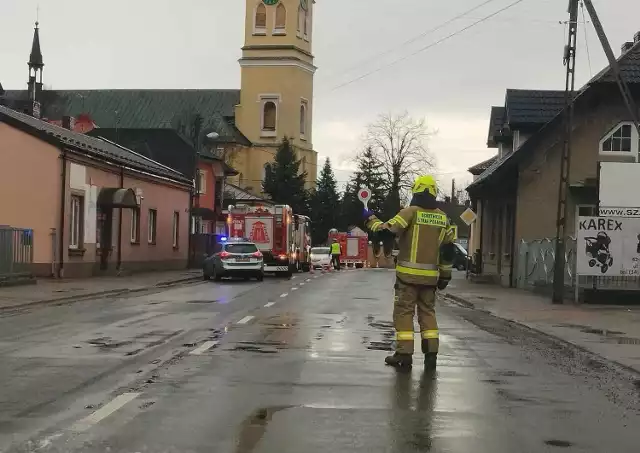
[460,208,477,226]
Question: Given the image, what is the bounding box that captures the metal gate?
[0,226,34,278]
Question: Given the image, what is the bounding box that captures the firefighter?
[364,175,455,369]
[330,238,342,270]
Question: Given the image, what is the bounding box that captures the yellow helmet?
[412,175,437,196]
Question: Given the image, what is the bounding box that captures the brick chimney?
[621,41,634,54]
[61,115,74,130]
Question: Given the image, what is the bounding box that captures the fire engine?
[328,230,369,268]
[227,204,311,276]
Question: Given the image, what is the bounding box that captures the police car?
[203,237,265,282]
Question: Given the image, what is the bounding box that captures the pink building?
[0,105,191,278]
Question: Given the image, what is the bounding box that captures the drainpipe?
[58,148,67,278]
[116,167,124,272]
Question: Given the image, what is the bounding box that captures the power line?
[324,0,500,81]
[329,0,529,92]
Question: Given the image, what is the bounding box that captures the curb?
[441,292,640,377]
[0,275,201,312]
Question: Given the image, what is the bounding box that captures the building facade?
[0,106,191,278]
[467,38,640,288]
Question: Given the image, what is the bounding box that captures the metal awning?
[191,207,218,221]
[97,188,139,208]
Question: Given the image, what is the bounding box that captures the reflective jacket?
[330,242,341,255]
[367,207,455,286]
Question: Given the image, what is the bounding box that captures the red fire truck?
[328,230,369,268]
[227,204,311,276]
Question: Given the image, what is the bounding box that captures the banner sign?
[576,216,640,277]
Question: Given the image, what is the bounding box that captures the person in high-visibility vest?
[364,175,455,369]
[330,238,342,270]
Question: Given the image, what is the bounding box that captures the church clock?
[263,0,279,5]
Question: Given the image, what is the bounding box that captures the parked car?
[310,246,331,269]
[453,242,470,271]
[203,238,264,282]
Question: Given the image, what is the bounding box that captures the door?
[98,208,113,270]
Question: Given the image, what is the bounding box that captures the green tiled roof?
[2,89,250,145]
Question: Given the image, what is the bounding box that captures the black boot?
[385,353,413,369]
[424,353,437,369]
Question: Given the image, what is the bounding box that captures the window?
[225,243,259,254]
[200,221,208,234]
[172,211,180,248]
[300,101,307,137]
[148,209,157,244]
[130,208,140,244]
[255,3,267,32]
[304,8,310,38]
[274,3,286,32]
[197,169,206,194]
[601,123,633,153]
[70,194,84,249]
[297,6,307,36]
[578,205,597,216]
[262,100,277,133]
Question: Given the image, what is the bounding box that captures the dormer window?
[600,122,638,156]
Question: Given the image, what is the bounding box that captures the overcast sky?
[2,0,640,193]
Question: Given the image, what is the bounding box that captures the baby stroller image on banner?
[577,217,640,277]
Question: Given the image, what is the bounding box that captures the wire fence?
[516,237,640,295]
[0,227,34,279]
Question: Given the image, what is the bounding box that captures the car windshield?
[311,247,330,255]
[454,243,468,255]
[225,243,258,254]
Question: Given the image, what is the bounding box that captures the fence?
[517,236,640,298]
[0,227,34,278]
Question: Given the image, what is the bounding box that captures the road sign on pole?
[460,208,477,226]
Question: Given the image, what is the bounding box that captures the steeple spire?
[28,21,44,69]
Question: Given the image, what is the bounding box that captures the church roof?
[1,88,247,143]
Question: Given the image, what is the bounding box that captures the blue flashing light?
[220,236,228,242]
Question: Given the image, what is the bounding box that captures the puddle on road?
[544,439,574,448]
[186,299,221,304]
[87,337,132,349]
[235,406,297,453]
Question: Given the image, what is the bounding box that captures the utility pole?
[451,179,456,204]
[552,0,579,304]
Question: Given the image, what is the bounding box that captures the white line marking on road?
[300,282,305,286]
[313,275,319,279]
[189,341,219,355]
[237,315,255,325]
[264,302,275,308]
[292,276,297,279]
[305,278,311,282]
[72,393,140,432]
[280,293,288,298]
[292,287,298,291]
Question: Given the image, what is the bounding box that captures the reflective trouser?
[393,279,439,354]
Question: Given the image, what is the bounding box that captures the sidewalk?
[444,277,640,374]
[0,269,202,311]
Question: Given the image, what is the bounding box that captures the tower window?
[300,101,308,138]
[255,3,267,32]
[297,7,304,36]
[262,100,277,136]
[274,3,286,33]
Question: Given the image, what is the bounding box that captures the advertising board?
[598,162,640,217]
[576,216,640,277]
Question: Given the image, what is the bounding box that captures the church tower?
[235,0,318,192]
[27,21,44,117]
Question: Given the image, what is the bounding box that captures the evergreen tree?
[355,147,387,214]
[262,137,308,214]
[310,158,341,244]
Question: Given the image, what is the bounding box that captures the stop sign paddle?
[358,186,372,210]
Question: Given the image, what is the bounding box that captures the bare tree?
[361,112,436,215]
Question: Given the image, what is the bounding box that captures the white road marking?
[305,278,311,282]
[264,302,276,308]
[72,393,140,432]
[299,282,305,286]
[292,287,298,291]
[280,293,288,298]
[237,315,255,325]
[313,275,319,279]
[292,276,297,279]
[189,341,219,355]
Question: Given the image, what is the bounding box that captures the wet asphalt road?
[1,270,639,453]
